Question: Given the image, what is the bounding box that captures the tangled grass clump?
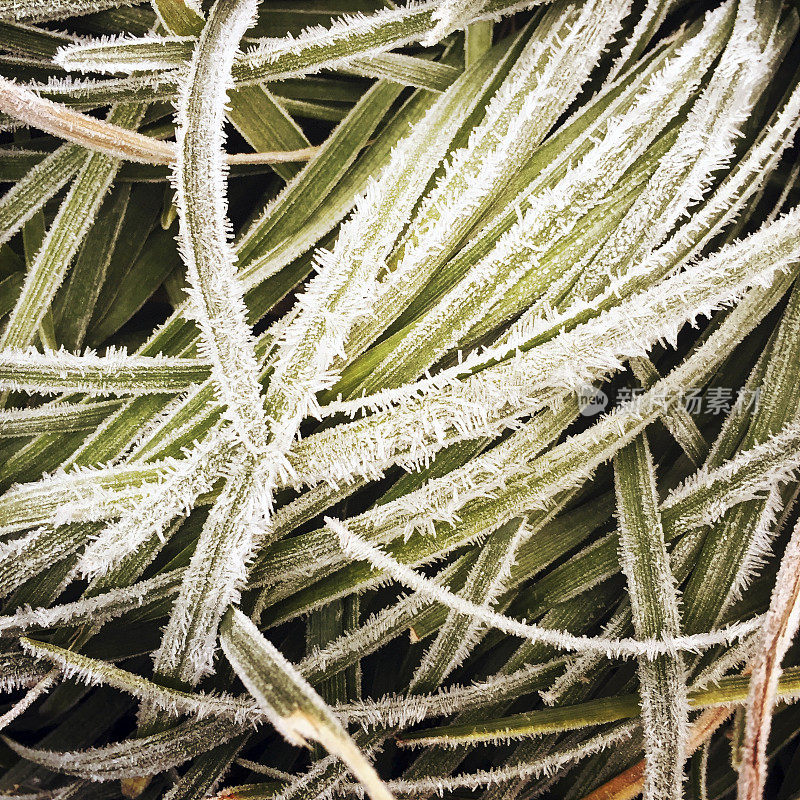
[0,0,800,799]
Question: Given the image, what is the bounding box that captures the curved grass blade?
[19,638,258,724]
[0,78,172,163]
[0,571,180,634]
[57,0,546,81]
[332,521,761,659]
[172,0,268,460]
[408,517,529,693]
[2,717,240,781]
[0,0,143,23]
[220,607,394,800]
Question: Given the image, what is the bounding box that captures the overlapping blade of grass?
[234,74,412,273]
[2,1,800,795]
[737,514,800,800]
[248,15,544,484]
[613,434,687,800]
[288,207,800,489]
[335,658,568,728]
[0,0,143,23]
[393,669,800,747]
[256,270,796,628]
[2,717,241,781]
[0,51,459,488]
[163,737,249,800]
[0,462,166,534]
[220,607,394,800]
[0,144,84,248]
[226,85,311,183]
[151,460,261,688]
[339,0,635,376]
[426,0,493,45]
[609,0,684,78]
[0,523,101,599]
[342,53,683,361]
[12,238,789,592]
[170,0,268,459]
[55,0,546,80]
[87,45,461,94]
[0,669,58,732]
[0,101,146,351]
[0,348,209,395]
[681,280,800,637]
[352,2,739,391]
[570,0,791,301]
[76,426,229,579]
[630,356,709,466]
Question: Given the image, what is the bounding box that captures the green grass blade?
[614,434,687,800]
[2,717,240,781]
[220,607,395,800]
[394,668,800,747]
[57,0,545,81]
[51,184,131,351]
[172,0,269,458]
[0,349,210,396]
[0,102,146,351]
[0,0,144,22]
[0,144,83,248]
[151,0,203,35]
[0,400,122,438]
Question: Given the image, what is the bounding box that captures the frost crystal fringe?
[332,521,763,659]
